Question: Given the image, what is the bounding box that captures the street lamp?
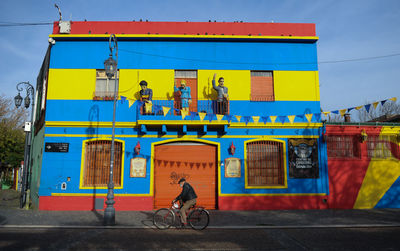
[14,81,34,209]
[103,34,118,226]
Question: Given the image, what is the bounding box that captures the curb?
[1,224,400,229]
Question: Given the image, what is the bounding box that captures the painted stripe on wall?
[49,41,318,71]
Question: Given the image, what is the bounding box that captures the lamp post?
[103,34,118,226]
[14,81,35,208]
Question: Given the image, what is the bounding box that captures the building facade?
[30,21,329,210]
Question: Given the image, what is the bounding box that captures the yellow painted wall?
[198,70,251,101]
[47,68,319,102]
[274,71,320,101]
[47,69,95,100]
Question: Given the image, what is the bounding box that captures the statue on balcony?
[174,80,192,113]
[139,80,153,114]
[212,74,229,115]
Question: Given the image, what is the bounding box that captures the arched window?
[82,140,123,187]
[246,140,285,186]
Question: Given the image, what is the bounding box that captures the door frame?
[150,138,221,207]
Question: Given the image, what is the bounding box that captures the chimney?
[344,113,351,123]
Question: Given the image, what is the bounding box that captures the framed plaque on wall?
[225,157,241,178]
[130,157,147,177]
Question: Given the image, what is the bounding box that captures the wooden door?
[154,143,217,209]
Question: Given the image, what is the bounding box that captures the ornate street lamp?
[103,34,118,226]
[14,81,34,209]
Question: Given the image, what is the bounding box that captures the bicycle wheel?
[153,208,175,230]
[188,208,209,230]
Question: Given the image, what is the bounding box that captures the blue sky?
[0,0,399,113]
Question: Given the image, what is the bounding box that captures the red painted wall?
[52,21,316,36]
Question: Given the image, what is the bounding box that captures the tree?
[0,94,28,170]
[357,100,400,122]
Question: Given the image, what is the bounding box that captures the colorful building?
[28,20,398,211]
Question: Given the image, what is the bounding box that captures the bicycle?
[153,201,210,230]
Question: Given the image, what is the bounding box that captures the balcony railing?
[137,98,230,116]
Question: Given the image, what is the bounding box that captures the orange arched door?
[154,142,217,209]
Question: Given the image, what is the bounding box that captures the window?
[250,71,274,101]
[367,135,398,159]
[82,140,123,187]
[94,70,119,100]
[246,140,285,186]
[327,135,360,158]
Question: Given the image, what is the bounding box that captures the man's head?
[139,80,148,90]
[218,77,224,86]
[178,178,186,187]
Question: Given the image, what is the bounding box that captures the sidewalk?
[1,207,400,229]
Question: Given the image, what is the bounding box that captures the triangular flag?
[314,113,321,122]
[235,115,242,122]
[365,104,371,112]
[198,112,206,121]
[322,111,330,116]
[190,112,197,120]
[348,107,355,112]
[207,113,214,122]
[355,106,363,110]
[145,102,153,113]
[288,115,296,124]
[278,116,286,124]
[332,110,339,114]
[373,102,379,109]
[340,109,347,117]
[181,109,188,120]
[174,108,180,112]
[252,116,260,124]
[261,116,269,124]
[121,96,127,104]
[297,114,305,120]
[128,99,135,108]
[216,114,224,122]
[153,105,161,113]
[226,115,233,123]
[243,116,251,125]
[270,116,277,123]
[162,106,171,116]
[305,114,313,123]
[389,97,397,102]
[380,100,388,106]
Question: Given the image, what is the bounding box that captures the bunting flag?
[278,116,286,124]
[390,97,397,102]
[121,96,127,104]
[314,113,321,122]
[332,110,339,114]
[288,115,296,124]
[190,112,197,120]
[381,100,387,106]
[216,114,224,122]
[297,114,305,120]
[235,115,242,122]
[174,108,180,112]
[153,105,162,114]
[305,114,313,123]
[355,106,363,110]
[207,113,214,122]
[145,103,153,113]
[322,111,330,116]
[198,112,206,121]
[270,116,277,123]
[162,106,171,116]
[340,109,347,117]
[372,102,379,109]
[181,109,188,120]
[365,104,371,113]
[129,99,135,108]
[243,116,251,125]
[252,116,260,124]
[261,116,269,124]
[226,114,233,123]
[348,107,355,112]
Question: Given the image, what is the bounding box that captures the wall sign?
[288,138,319,178]
[225,157,241,177]
[130,157,146,177]
[45,143,69,153]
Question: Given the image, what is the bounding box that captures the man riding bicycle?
[172,178,197,228]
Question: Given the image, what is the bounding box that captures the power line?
[0,22,53,27]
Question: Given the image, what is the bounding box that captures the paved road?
[1,226,400,251]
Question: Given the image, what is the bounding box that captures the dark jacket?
[175,182,197,203]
